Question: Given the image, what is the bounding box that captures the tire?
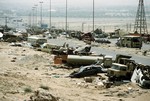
[126,73,131,80]
[109,76,116,81]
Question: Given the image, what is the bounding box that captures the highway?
[48,37,150,65]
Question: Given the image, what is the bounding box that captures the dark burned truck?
[107,54,136,80]
[116,35,142,49]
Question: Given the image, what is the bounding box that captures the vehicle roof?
[104,56,113,58]
[116,54,132,58]
[112,63,127,67]
[120,58,134,60]
[28,36,46,40]
[124,35,141,38]
[80,65,100,70]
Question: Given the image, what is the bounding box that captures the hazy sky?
[0,0,150,10]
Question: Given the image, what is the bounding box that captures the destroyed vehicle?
[0,32,3,41]
[116,35,142,49]
[107,63,133,80]
[115,54,135,65]
[67,55,103,66]
[131,67,150,89]
[51,43,74,55]
[140,76,150,88]
[3,32,24,42]
[73,45,91,55]
[69,65,107,78]
[95,39,111,44]
[27,36,47,47]
[81,32,95,44]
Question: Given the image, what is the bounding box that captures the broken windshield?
[112,65,120,70]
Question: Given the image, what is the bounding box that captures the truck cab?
[107,63,132,80]
[115,54,135,65]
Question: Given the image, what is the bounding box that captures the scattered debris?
[27,36,47,47]
[84,77,95,83]
[69,64,106,78]
[29,90,58,101]
[9,42,22,47]
[40,85,50,90]
[95,39,111,44]
[131,65,150,88]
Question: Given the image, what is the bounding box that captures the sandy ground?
[0,41,150,101]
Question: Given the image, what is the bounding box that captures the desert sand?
[0,41,150,101]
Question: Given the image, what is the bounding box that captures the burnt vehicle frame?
[69,64,107,78]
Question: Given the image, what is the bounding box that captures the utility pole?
[4,16,8,31]
[28,13,31,27]
[34,4,38,26]
[82,22,85,32]
[130,23,132,31]
[32,7,35,27]
[5,17,8,27]
[66,0,68,34]
[127,23,128,32]
[93,0,95,33]
[134,0,148,34]
[40,1,43,27]
[103,26,105,32]
[49,0,52,33]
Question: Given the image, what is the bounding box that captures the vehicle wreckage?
[27,36,47,47]
[51,43,91,55]
[131,65,150,88]
[116,35,142,49]
[28,38,150,88]
[69,64,107,78]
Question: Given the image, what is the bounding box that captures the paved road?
[48,37,150,65]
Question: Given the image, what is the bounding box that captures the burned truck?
[115,54,135,65]
[107,54,136,80]
[116,35,142,49]
[81,32,95,44]
[107,63,134,80]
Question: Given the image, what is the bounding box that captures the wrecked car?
[69,65,107,78]
[131,66,150,88]
[73,45,91,55]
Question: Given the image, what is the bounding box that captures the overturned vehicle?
[131,65,150,88]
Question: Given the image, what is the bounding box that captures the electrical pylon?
[134,0,148,34]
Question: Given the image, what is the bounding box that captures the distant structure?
[134,0,148,34]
